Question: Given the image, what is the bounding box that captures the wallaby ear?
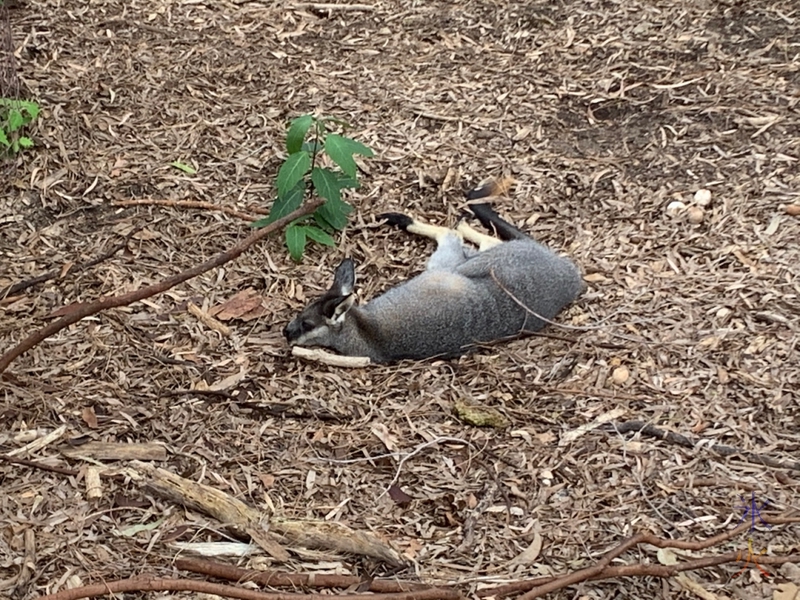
[320,259,356,322]
[330,258,356,297]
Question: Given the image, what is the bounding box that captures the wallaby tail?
[464,177,528,242]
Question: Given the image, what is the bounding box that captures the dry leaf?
[583,272,609,283]
[388,484,413,506]
[371,423,399,453]
[210,289,265,321]
[535,431,558,444]
[765,215,781,236]
[208,364,249,391]
[82,406,98,429]
[510,530,543,566]
[403,539,423,560]
[560,408,626,446]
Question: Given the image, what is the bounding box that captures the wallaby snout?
[283,321,299,343]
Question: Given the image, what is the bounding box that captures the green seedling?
[0,98,39,156]
[253,114,373,261]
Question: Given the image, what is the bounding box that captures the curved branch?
[477,513,800,599]
[0,199,322,374]
[175,557,456,595]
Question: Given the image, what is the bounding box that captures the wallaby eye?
[301,320,316,333]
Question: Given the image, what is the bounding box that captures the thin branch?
[174,558,456,595]
[38,576,462,600]
[0,453,78,477]
[476,513,800,599]
[291,345,371,367]
[111,198,264,221]
[379,437,472,499]
[0,225,142,299]
[0,199,323,374]
[291,3,377,12]
[607,420,800,472]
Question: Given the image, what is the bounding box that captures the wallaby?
[283,181,585,363]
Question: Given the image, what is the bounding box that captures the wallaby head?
[283,183,584,363]
[283,258,357,348]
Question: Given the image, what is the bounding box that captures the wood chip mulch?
[1,1,799,599]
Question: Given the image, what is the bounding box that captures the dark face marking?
[283,258,357,344]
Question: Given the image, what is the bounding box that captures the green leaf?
[324,134,373,178]
[316,198,352,231]
[286,115,314,154]
[17,136,33,148]
[19,100,40,121]
[303,225,336,247]
[7,109,24,132]
[310,167,341,204]
[276,151,311,197]
[336,174,360,189]
[301,140,322,154]
[170,161,197,174]
[313,212,334,232]
[321,115,351,129]
[286,224,307,261]
[0,128,9,148]
[253,180,306,228]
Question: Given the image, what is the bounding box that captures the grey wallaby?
[283,180,585,363]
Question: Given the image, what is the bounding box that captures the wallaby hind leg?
[381,213,458,243]
[466,203,529,242]
[456,220,502,251]
[381,213,472,271]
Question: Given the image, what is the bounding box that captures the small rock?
[611,366,629,385]
[687,206,705,224]
[666,200,686,216]
[694,189,712,206]
[782,203,800,216]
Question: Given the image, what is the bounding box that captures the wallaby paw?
[379,212,414,230]
[456,209,477,224]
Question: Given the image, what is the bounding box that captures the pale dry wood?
[130,461,404,566]
[7,425,67,457]
[130,460,289,561]
[84,466,102,500]
[188,301,232,336]
[60,442,167,462]
[291,345,371,367]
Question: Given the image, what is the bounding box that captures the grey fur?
[283,214,584,363]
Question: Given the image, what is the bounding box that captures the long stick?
[0,199,322,374]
